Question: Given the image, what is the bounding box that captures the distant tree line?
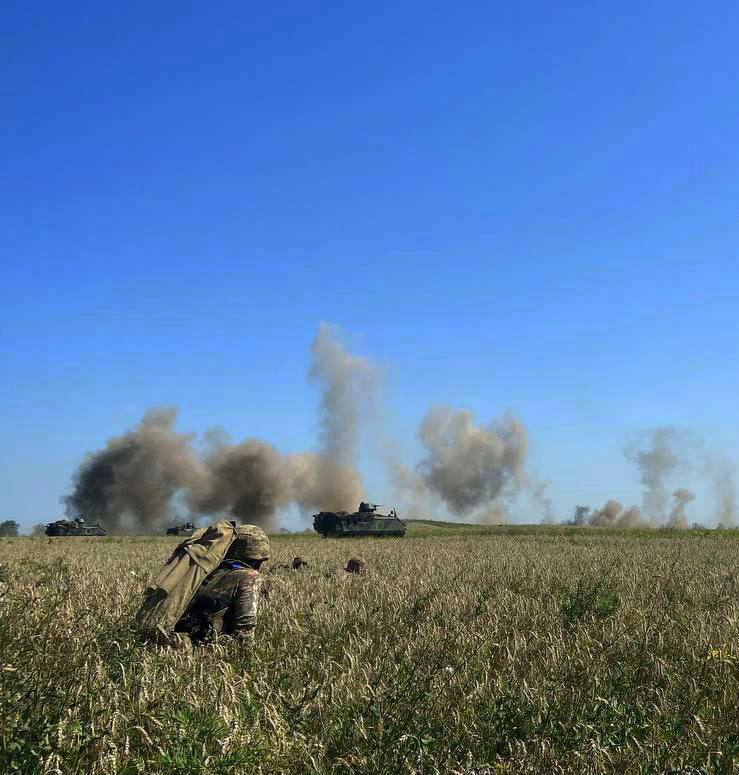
[0,520,19,537]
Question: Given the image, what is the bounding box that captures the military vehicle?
[45,518,106,537]
[166,522,198,537]
[312,502,407,538]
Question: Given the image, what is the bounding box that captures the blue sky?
[2,1,738,529]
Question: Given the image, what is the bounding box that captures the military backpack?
[135,519,237,642]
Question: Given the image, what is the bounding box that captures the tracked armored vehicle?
[45,518,106,537]
[166,522,198,537]
[313,502,407,538]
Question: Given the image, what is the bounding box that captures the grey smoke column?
[188,324,374,523]
[287,452,364,514]
[615,505,646,528]
[712,459,737,527]
[532,479,554,523]
[191,439,292,528]
[667,488,696,529]
[587,500,646,528]
[309,322,377,463]
[414,406,528,516]
[64,408,208,532]
[291,321,378,512]
[587,500,624,528]
[624,427,683,522]
[572,505,591,525]
[478,502,509,525]
[64,324,374,531]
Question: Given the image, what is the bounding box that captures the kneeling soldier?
[175,525,270,645]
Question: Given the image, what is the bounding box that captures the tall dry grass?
[1,529,739,774]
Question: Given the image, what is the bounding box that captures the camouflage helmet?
[345,556,367,575]
[226,524,271,562]
[292,556,308,569]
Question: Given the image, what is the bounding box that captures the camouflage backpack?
[135,520,237,642]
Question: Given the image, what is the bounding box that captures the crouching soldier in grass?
[345,556,367,576]
[269,555,309,573]
[321,556,368,580]
[174,525,270,646]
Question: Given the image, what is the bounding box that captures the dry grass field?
[2,525,739,774]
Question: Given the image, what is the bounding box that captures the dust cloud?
[666,488,696,529]
[64,325,372,532]
[711,458,736,527]
[586,500,646,528]
[64,328,738,532]
[390,406,529,522]
[624,427,683,522]
[64,409,209,533]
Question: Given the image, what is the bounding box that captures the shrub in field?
[558,577,620,624]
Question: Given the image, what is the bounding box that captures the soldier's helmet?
[292,556,308,570]
[345,556,367,575]
[226,525,271,562]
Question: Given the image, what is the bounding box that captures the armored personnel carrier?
[313,502,407,538]
[45,518,106,537]
[166,522,198,537]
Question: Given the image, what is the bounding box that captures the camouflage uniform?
[175,525,269,645]
[175,562,262,644]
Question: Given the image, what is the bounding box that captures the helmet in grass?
[292,556,308,570]
[226,525,271,562]
[345,556,367,575]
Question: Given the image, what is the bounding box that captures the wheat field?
[1,526,739,774]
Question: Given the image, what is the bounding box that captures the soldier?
[174,525,270,645]
[292,556,308,570]
[345,556,367,575]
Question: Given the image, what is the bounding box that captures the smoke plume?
[588,500,624,528]
[532,479,554,523]
[65,325,736,533]
[393,407,528,518]
[568,500,647,528]
[64,409,209,533]
[477,502,509,525]
[616,505,646,528]
[710,458,736,527]
[666,488,695,529]
[622,427,737,528]
[286,453,364,514]
[586,500,646,528]
[309,322,377,463]
[191,439,292,525]
[624,428,684,522]
[64,325,373,532]
[572,505,590,526]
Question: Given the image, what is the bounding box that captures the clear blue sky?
[3,1,738,528]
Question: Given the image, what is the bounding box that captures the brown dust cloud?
[63,325,736,532]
